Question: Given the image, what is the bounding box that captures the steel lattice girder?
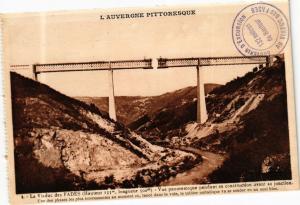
[157,56,269,68]
[34,59,153,73]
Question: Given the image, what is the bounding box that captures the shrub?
[104,175,115,184]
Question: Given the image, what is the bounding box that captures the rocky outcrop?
[124,58,292,183]
[11,72,199,193]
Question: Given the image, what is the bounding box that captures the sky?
[4,4,262,96]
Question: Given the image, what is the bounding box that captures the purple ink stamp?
[232,2,289,56]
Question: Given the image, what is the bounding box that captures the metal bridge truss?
[157,55,271,123]
[157,56,270,68]
[11,56,273,123]
[32,59,152,121]
[34,59,153,74]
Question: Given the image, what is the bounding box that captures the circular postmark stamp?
[232,3,289,56]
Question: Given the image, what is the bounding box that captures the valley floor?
[161,147,226,186]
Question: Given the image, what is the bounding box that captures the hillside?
[76,84,220,126]
[98,58,291,183]
[163,60,291,182]
[11,72,200,193]
[124,84,218,143]
[11,56,291,189]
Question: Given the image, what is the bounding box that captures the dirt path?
[161,147,226,186]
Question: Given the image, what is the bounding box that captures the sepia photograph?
[10,53,291,193]
[1,1,299,204]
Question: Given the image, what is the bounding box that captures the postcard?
[1,0,299,204]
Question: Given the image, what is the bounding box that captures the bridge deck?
[34,59,153,73]
[157,56,269,68]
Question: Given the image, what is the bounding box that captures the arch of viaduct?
[22,56,273,124]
